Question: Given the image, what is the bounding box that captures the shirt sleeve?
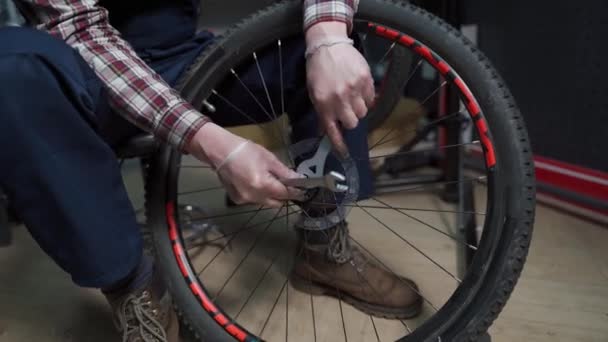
[26,0,210,152]
[303,0,360,32]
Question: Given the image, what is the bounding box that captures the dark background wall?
[199,0,274,29]
[461,0,608,172]
[200,0,608,172]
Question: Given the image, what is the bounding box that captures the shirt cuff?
[303,0,359,33]
[155,103,211,153]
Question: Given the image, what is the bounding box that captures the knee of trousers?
[0,26,81,62]
[0,27,99,117]
[0,27,92,89]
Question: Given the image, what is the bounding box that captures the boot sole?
[290,273,423,320]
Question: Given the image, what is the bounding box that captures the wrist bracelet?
[215,140,250,172]
[305,37,354,59]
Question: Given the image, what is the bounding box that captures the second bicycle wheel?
[145,1,536,341]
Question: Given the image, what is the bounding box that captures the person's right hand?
[187,123,302,207]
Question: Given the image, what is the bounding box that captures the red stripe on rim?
[200,293,218,313]
[372,22,418,47]
[414,45,435,63]
[371,23,400,40]
[189,283,202,297]
[436,61,451,76]
[479,132,497,168]
[166,202,179,241]
[172,244,188,276]
[453,77,480,116]
[167,201,222,315]
[399,34,415,46]
[226,324,248,342]
[215,313,229,326]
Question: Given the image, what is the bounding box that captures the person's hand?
[188,123,302,207]
[305,22,375,156]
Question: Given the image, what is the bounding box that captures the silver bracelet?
[215,140,250,172]
[304,37,354,59]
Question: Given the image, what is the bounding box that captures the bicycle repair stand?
[374,1,492,341]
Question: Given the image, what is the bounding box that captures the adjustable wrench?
[282,171,348,192]
[282,136,349,192]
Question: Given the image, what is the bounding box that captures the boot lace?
[327,223,352,263]
[118,291,168,342]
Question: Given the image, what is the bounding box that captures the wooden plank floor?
[1,167,607,341]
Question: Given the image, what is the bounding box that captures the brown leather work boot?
[291,223,423,319]
[105,273,179,342]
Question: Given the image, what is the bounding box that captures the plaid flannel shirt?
[16,0,358,151]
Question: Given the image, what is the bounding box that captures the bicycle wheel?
[145,1,536,341]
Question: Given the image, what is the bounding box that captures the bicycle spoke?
[210,87,284,149]
[338,289,348,342]
[210,89,260,125]
[275,40,296,168]
[252,51,294,167]
[368,59,424,152]
[189,206,281,221]
[260,279,288,337]
[278,40,286,115]
[189,206,298,254]
[421,80,447,108]
[212,205,282,301]
[181,203,299,223]
[371,197,478,250]
[362,140,481,161]
[300,223,318,342]
[234,250,282,320]
[285,202,289,342]
[309,176,486,201]
[178,185,225,196]
[306,202,486,216]
[370,317,380,341]
[370,110,463,152]
[401,320,413,334]
[350,235,439,311]
[356,203,462,283]
[402,58,424,90]
[230,68,274,120]
[378,41,396,65]
[187,208,302,250]
[385,175,485,194]
[380,175,486,194]
[179,164,213,169]
[310,294,317,342]
[348,247,411,338]
[370,72,446,153]
[253,52,278,118]
[197,205,266,275]
[330,193,412,339]
[323,199,348,342]
[347,246,412,336]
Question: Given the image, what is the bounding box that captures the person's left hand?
[305,22,375,157]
